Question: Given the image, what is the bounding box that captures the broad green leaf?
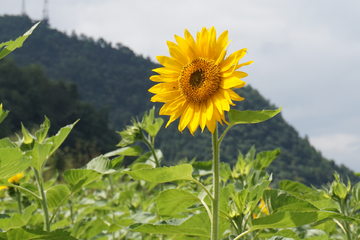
[125,164,194,183]
[192,159,212,177]
[247,180,271,214]
[0,22,40,60]
[0,205,36,231]
[0,104,9,124]
[0,138,16,149]
[0,148,30,180]
[107,218,134,233]
[253,149,280,170]
[34,116,50,143]
[45,120,78,156]
[157,189,200,217]
[46,185,70,208]
[132,149,163,168]
[251,211,356,230]
[104,146,142,157]
[228,107,282,126]
[25,142,52,172]
[63,169,102,193]
[220,163,232,183]
[2,227,77,240]
[83,155,115,174]
[129,212,210,238]
[279,180,326,201]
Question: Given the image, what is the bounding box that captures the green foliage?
[0,15,357,187]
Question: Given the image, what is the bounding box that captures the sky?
[1,0,360,172]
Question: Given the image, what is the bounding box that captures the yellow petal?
[175,35,196,60]
[206,118,216,133]
[220,77,246,89]
[227,89,245,101]
[152,67,180,77]
[151,91,181,102]
[148,82,178,93]
[215,91,230,111]
[184,29,198,57]
[235,60,254,70]
[149,75,177,83]
[159,96,185,115]
[156,56,183,71]
[165,102,188,128]
[200,102,207,132]
[212,93,223,113]
[206,97,214,120]
[188,103,201,134]
[167,41,188,65]
[179,102,195,132]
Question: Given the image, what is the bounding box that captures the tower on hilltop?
[43,0,49,25]
[21,0,26,16]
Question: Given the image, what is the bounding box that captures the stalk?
[33,167,50,232]
[211,124,220,240]
[15,188,22,214]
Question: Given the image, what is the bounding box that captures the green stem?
[233,229,253,240]
[211,124,220,240]
[108,175,117,240]
[33,167,50,232]
[15,188,22,214]
[143,135,164,192]
[49,193,71,224]
[190,179,214,201]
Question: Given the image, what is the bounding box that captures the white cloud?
[309,133,360,172]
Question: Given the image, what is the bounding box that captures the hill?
[0,15,357,186]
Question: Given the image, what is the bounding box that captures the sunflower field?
[0,22,359,240]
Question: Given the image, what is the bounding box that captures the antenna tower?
[21,0,26,16]
[43,0,49,25]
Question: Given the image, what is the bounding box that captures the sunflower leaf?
[228,106,282,126]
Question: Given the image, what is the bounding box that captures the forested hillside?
[0,15,357,187]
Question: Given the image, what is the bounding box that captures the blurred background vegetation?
[0,15,358,187]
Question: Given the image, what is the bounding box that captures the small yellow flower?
[0,172,24,190]
[258,198,269,215]
[149,27,252,134]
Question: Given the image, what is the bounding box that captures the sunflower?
[0,172,24,191]
[149,27,253,134]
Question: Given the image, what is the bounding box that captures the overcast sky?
[1,0,360,172]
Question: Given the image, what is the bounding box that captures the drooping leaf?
[228,107,282,126]
[104,146,142,158]
[83,155,115,174]
[0,22,40,60]
[125,164,194,183]
[107,218,134,233]
[46,185,70,209]
[157,189,200,217]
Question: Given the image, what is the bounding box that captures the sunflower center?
[179,58,221,103]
